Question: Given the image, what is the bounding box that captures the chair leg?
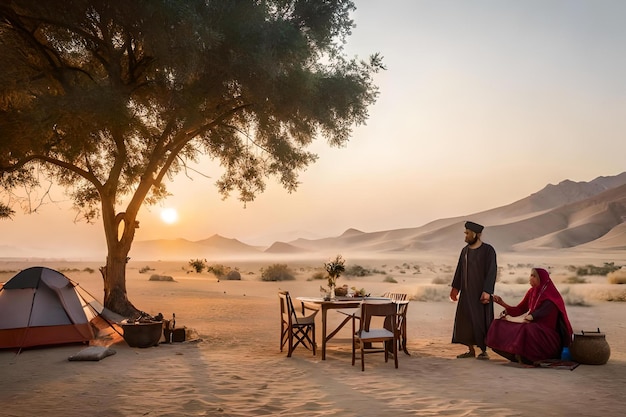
[360,343,365,371]
[312,324,316,356]
[287,328,294,357]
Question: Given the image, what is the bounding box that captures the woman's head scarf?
[530,267,573,342]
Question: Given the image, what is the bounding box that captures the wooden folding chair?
[278,290,317,357]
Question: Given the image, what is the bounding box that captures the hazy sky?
[3,0,626,258]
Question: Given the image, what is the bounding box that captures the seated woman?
[487,267,573,364]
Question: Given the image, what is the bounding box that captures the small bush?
[576,263,620,276]
[189,259,207,273]
[344,264,371,277]
[308,270,326,281]
[431,276,449,285]
[225,270,241,280]
[607,269,626,284]
[139,266,154,274]
[207,264,228,278]
[149,274,175,282]
[564,275,587,284]
[383,276,397,283]
[261,264,295,281]
[83,267,95,274]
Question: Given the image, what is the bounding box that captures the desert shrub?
[139,265,154,273]
[564,275,587,284]
[207,264,228,278]
[383,276,397,283]
[576,262,620,276]
[261,264,295,281]
[225,270,241,281]
[82,267,95,274]
[149,274,175,282]
[413,286,449,302]
[371,268,387,275]
[189,259,207,273]
[344,264,371,277]
[308,270,326,281]
[607,269,626,284]
[431,276,448,285]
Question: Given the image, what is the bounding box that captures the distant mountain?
[127,172,626,260]
[130,234,261,260]
[283,173,626,255]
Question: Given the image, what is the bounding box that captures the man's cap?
[465,221,484,233]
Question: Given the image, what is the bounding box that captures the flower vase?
[328,281,337,301]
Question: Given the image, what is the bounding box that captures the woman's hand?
[492,294,503,305]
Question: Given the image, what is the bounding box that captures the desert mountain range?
[130,172,626,260]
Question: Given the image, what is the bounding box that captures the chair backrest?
[360,302,397,332]
[278,290,298,324]
[383,292,407,301]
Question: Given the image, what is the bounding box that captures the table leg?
[322,307,328,360]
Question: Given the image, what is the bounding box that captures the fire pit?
[121,322,163,348]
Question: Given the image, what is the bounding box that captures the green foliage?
[324,255,346,278]
[576,263,621,276]
[189,259,208,273]
[207,264,228,278]
[0,1,382,314]
[260,264,295,282]
[344,264,371,277]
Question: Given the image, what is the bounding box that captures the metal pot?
[570,328,610,365]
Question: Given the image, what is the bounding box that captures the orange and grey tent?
[0,267,96,349]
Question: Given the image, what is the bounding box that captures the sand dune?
[1,257,625,416]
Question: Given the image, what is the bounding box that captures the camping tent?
[0,267,97,349]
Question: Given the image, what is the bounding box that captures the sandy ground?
[1,257,626,417]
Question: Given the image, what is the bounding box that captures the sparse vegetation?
[261,264,295,282]
[431,276,449,285]
[139,266,154,274]
[607,269,626,284]
[575,263,621,276]
[383,276,397,283]
[149,274,175,282]
[207,264,228,278]
[188,259,208,273]
[225,270,242,281]
[83,267,95,274]
[344,264,371,277]
[564,275,587,284]
[308,270,326,281]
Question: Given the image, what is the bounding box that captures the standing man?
[449,221,497,360]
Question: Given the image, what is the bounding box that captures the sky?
[3,0,626,258]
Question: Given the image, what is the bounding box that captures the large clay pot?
[122,322,163,348]
[570,328,610,365]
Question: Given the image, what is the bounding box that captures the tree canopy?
[0,0,383,316]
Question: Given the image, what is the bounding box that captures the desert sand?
[1,255,626,417]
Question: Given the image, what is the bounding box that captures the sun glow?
[160,208,179,224]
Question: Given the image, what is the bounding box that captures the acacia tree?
[0,0,382,317]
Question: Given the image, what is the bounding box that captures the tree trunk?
[100,248,139,318]
[100,207,142,318]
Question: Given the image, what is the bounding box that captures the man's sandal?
[476,351,489,360]
[456,351,475,358]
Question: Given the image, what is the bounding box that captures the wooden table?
[296,297,389,360]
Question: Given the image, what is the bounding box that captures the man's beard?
[467,235,479,245]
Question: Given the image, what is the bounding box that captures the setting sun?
[160,208,179,224]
